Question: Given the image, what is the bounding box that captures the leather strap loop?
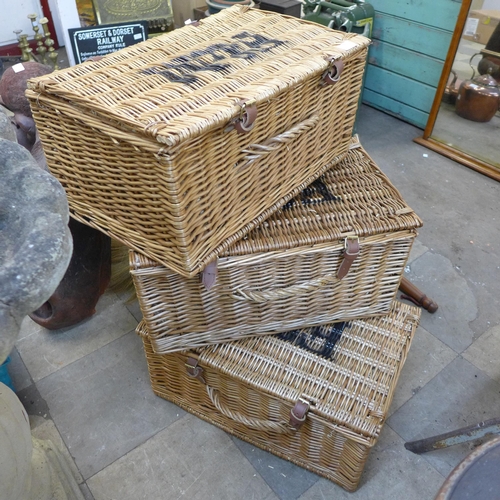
[185,357,205,384]
[323,59,344,85]
[289,399,310,430]
[336,237,360,280]
[201,260,218,290]
[234,100,258,134]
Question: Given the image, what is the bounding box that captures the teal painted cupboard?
[362,0,462,128]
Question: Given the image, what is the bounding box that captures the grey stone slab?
[125,299,143,323]
[231,436,319,499]
[406,238,429,266]
[463,324,500,383]
[404,252,477,353]
[115,288,142,323]
[29,414,83,485]
[87,413,278,500]
[388,326,457,417]
[298,425,444,500]
[358,105,500,342]
[79,483,95,500]
[36,331,185,479]
[6,346,32,392]
[16,291,138,381]
[388,356,500,477]
[16,382,51,419]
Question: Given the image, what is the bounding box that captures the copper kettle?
[455,63,500,122]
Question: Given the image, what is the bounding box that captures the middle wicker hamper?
[130,139,423,354]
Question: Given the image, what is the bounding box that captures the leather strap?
[289,399,310,430]
[323,59,344,85]
[201,260,218,290]
[234,100,258,134]
[336,237,360,280]
[185,357,205,384]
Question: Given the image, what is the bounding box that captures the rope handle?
[213,0,253,6]
[227,237,359,303]
[228,271,338,303]
[206,386,309,433]
[239,115,320,166]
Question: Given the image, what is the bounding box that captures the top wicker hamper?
[26,6,370,278]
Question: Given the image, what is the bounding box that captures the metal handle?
[238,115,320,168]
[469,52,483,79]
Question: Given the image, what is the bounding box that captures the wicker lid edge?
[26,6,370,147]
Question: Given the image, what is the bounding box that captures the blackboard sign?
[68,22,148,64]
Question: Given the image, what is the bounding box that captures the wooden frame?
[414,0,500,182]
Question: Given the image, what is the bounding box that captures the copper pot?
[455,70,500,122]
[443,70,459,105]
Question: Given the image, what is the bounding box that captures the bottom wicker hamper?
[137,300,421,491]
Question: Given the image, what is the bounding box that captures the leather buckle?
[337,236,360,280]
[234,99,258,134]
[200,260,218,290]
[185,357,205,384]
[289,397,310,430]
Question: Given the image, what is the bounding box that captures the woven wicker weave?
[138,300,420,491]
[130,139,422,353]
[26,6,369,277]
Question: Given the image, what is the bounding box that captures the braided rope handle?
[227,272,338,303]
[241,115,320,163]
[206,386,291,433]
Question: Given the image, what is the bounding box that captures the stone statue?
[0,108,84,500]
[0,132,72,362]
[0,62,112,330]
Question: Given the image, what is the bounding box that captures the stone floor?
[7,103,500,500]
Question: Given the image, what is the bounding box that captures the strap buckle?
[289,397,311,430]
[185,357,205,384]
[234,98,258,134]
[337,236,360,280]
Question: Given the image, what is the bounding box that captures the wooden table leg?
[399,276,438,313]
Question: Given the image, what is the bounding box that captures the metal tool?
[405,417,500,454]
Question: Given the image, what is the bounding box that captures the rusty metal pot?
[455,69,500,122]
[29,218,111,330]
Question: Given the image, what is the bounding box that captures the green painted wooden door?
[362,0,462,128]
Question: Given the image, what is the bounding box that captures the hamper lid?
[138,300,420,439]
[224,137,423,257]
[27,6,370,147]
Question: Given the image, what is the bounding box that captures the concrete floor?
[7,103,500,500]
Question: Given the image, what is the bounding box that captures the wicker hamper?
[26,6,369,278]
[130,139,422,353]
[137,300,421,491]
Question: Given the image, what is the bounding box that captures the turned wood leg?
[399,277,438,313]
